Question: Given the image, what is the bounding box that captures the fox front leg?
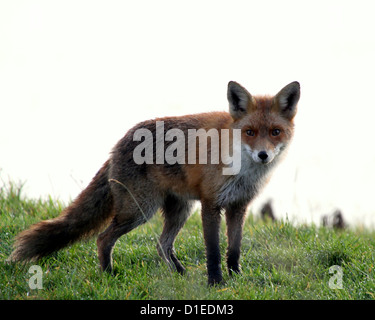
[201,201,223,286]
[225,203,247,275]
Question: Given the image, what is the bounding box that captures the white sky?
[1,0,375,226]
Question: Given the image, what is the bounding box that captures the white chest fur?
[217,149,279,208]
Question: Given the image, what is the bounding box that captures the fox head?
[227,81,300,165]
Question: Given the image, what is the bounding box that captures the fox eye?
[271,129,281,136]
[246,129,255,136]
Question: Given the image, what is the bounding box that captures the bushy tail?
[8,160,113,262]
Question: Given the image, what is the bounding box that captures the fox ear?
[275,81,300,120]
[227,81,253,120]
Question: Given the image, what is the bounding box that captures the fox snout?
[244,143,285,165]
[253,150,273,164]
[257,151,269,163]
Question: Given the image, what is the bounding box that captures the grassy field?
[1,181,375,300]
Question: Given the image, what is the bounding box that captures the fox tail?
[8,160,113,262]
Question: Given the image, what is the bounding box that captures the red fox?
[9,81,300,285]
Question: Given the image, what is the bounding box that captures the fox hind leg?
[96,217,135,273]
[158,194,193,275]
[97,193,159,273]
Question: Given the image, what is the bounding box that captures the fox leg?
[201,200,222,285]
[97,194,159,273]
[157,194,193,275]
[97,218,136,273]
[225,203,247,275]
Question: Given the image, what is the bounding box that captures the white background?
[1,0,375,226]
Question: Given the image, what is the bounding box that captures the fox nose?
[258,151,269,161]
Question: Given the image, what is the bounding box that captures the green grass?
[1,181,375,300]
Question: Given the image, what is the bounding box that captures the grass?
[1,181,375,300]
